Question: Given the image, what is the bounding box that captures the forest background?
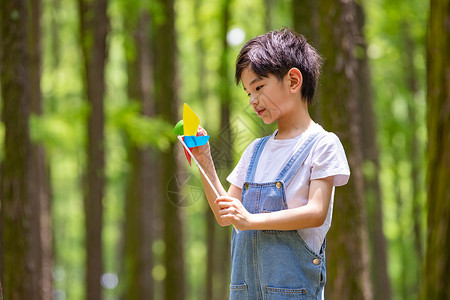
[0,0,449,299]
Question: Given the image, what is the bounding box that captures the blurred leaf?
[29,102,89,154]
[109,102,174,150]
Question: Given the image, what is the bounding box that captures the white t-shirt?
[226,123,350,254]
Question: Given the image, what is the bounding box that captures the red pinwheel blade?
[182,137,192,166]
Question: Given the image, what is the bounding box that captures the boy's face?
[241,66,297,125]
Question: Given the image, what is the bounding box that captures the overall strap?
[245,136,271,183]
[276,131,323,187]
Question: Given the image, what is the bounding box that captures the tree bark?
[396,19,425,297]
[291,0,321,123]
[192,1,217,299]
[355,4,391,300]
[123,7,156,299]
[78,0,109,299]
[421,0,450,298]
[0,0,42,298]
[292,0,319,46]
[49,0,61,70]
[153,0,185,298]
[216,1,232,299]
[28,0,53,298]
[263,0,273,31]
[318,1,373,299]
[400,18,424,266]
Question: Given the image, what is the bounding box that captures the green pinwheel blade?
[172,119,184,135]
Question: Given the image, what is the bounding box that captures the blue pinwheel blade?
[184,135,210,148]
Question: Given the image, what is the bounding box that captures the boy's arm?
[216,176,334,231]
[200,169,243,226]
[191,127,242,226]
[197,161,228,226]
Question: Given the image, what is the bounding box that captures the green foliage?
[109,102,174,151]
[29,104,89,154]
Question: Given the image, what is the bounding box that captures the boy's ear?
[287,68,303,94]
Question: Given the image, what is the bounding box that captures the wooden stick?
[177,136,239,233]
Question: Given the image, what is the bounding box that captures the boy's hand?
[215,196,254,231]
[190,126,213,167]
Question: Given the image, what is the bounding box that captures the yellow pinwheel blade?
[183,103,200,136]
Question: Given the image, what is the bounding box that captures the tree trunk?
[263,0,273,31]
[28,0,53,298]
[49,0,61,70]
[355,4,391,300]
[191,1,216,299]
[421,0,450,298]
[78,0,109,299]
[0,0,39,298]
[123,8,156,300]
[153,0,185,299]
[215,1,232,299]
[318,1,373,299]
[291,0,321,123]
[392,160,409,299]
[400,18,424,270]
[205,1,234,298]
[292,0,319,45]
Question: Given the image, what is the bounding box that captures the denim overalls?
[230,132,326,300]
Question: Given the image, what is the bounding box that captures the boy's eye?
[246,85,263,97]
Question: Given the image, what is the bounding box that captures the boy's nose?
[249,95,258,107]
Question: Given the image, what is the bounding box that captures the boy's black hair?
[235,28,322,104]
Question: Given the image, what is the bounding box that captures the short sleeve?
[310,133,350,186]
[226,139,260,189]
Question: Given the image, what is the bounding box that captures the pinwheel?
[172,103,218,195]
[172,103,210,166]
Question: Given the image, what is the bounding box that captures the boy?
[192,28,350,299]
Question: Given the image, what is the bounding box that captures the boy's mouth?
[255,108,265,117]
